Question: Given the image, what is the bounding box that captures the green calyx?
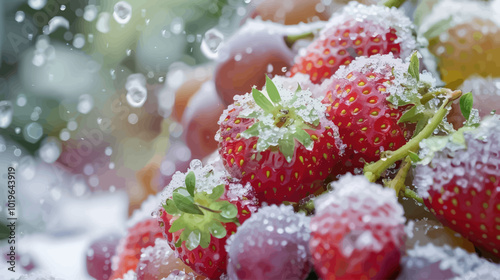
[162,171,239,251]
[241,76,322,162]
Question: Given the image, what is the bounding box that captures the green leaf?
[423,16,453,40]
[459,92,473,122]
[265,75,281,104]
[278,136,295,162]
[208,221,227,239]
[398,106,421,124]
[186,230,201,250]
[408,151,421,163]
[208,184,225,200]
[242,122,261,138]
[219,203,238,219]
[413,0,439,27]
[185,171,196,197]
[295,83,302,92]
[408,51,420,82]
[163,199,180,215]
[252,88,274,113]
[173,192,204,215]
[174,238,183,248]
[169,216,186,233]
[295,129,313,150]
[199,230,211,249]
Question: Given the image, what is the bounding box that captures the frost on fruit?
[226,205,311,280]
[16,273,64,280]
[398,243,499,280]
[321,2,416,58]
[313,174,405,250]
[332,53,436,110]
[116,270,137,280]
[216,76,340,162]
[415,115,500,198]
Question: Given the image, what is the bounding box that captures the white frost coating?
[461,76,500,97]
[419,0,499,35]
[273,73,324,99]
[415,115,500,197]
[226,205,311,280]
[127,193,162,228]
[216,76,339,155]
[16,272,64,280]
[116,270,137,280]
[312,174,405,256]
[321,2,415,57]
[403,243,500,279]
[159,160,257,209]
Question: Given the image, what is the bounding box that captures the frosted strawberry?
[216,76,344,205]
[158,160,258,279]
[110,218,163,280]
[310,174,406,280]
[414,115,500,258]
[226,205,311,280]
[398,243,500,280]
[291,2,415,84]
[323,53,438,176]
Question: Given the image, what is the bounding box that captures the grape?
[86,234,121,280]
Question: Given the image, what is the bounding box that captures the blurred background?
[5,0,499,279]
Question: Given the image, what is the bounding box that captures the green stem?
[285,32,315,48]
[364,90,462,182]
[383,0,407,8]
[196,204,221,214]
[404,188,424,203]
[385,156,412,194]
[421,88,450,105]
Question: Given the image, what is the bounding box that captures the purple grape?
[86,233,121,280]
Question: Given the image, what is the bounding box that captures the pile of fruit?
[86,0,500,279]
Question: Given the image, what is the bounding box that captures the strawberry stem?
[385,156,412,195]
[285,32,316,48]
[403,188,424,204]
[364,89,462,182]
[383,0,407,8]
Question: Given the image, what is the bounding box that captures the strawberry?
[310,174,406,279]
[158,160,258,279]
[290,2,415,84]
[414,115,500,258]
[322,53,438,176]
[216,75,344,205]
[110,218,163,280]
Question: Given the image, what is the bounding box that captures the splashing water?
[125,74,147,108]
[200,28,224,59]
[113,1,132,25]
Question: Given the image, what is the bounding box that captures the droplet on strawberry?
[158,159,259,279]
[217,75,344,205]
[291,2,416,84]
[323,53,437,176]
[397,243,500,280]
[226,204,311,280]
[414,115,500,258]
[310,174,406,279]
[136,238,206,280]
[86,233,121,280]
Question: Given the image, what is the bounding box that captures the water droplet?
[126,74,147,108]
[20,156,36,180]
[128,113,138,124]
[23,122,43,143]
[15,127,21,134]
[113,1,132,25]
[60,5,66,11]
[46,16,70,35]
[84,5,98,22]
[59,129,70,141]
[73,33,86,49]
[16,94,27,107]
[67,120,78,131]
[105,147,112,156]
[200,28,224,59]
[189,159,202,169]
[0,101,14,129]
[170,17,183,35]
[14,148,22,157]
[78,94,94,114]
[28,0,47,10]
[96,12,111,33]
[15,11,25,23]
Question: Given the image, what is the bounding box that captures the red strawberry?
[414,115,500,258]
[310,174,406,279]
[291,2,415,84]
[322,53,437,176]
[216,76,344,205]
[158,160,258,279]
[110,218,163,280]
